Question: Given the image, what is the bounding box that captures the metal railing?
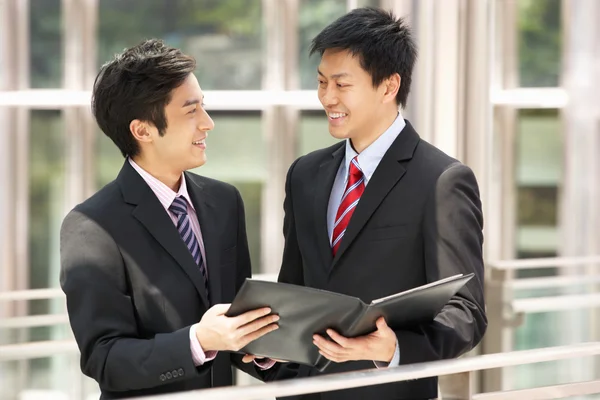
[487,255,600,314]
[5,254,600,330]
[133,342,600,400]
[488,255,600,270]
[1,340,600,400]
[3,260,600,399]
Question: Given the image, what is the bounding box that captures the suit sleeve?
[396,163,487,364]
[228,187,274,380]
[278,157,305,286]
[59,210,208,392]
[266,158,313,382]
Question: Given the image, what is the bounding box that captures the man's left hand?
[313,317,396,363]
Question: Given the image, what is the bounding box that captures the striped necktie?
[332,156,365,256]
[169,196,209,299]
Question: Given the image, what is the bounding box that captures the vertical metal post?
[560,0,600,384]
[439,371,474,400]
[481,0,519,393]
[260,0,299,275]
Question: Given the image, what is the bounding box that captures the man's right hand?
[195,304,279,352]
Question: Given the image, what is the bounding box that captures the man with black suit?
[60,39,278,399]
[272,7,487,400]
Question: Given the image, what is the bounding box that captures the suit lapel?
[185,173,223,305]
[330,121,421,272]
[118,162,210,308]
[314,144,345,273]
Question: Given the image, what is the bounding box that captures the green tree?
[298,0,346,89]
[98,0,263,89]
[30,0,62,87]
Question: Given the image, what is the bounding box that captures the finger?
[232,307,272,328]
[239,323,279,347]
[241,354,255,363]
[239,314,280,337]
[326,329,351,347]
[318,349,343,363]
[376,317,389,330]
[313,335,345,354]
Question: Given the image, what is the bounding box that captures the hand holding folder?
[226,273,473,371]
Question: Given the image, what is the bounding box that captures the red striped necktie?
[332,156,365,256]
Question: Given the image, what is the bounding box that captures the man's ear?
[130,119,154,144]
[382,73,401,104]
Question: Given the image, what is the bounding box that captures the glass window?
[30,0,62,88]
[194,111,265,182]
[357,0,380,6]
[95,128,124,190]
[191,111,264,273]
[511,311,595,390]
[0,352,85,398]
[298,0,347,89]
[515,109,561,255]
[29,110,65,292]
[509,108,594,392]
[98,0,264,90]
[299,110,340,156]
[515,109,562,186]
[517,0,562,87]
[25,110,69,394]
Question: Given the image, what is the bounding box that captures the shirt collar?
[128,158,196,211]
[342,112,406,182]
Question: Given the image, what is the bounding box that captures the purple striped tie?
[169,196,209,299]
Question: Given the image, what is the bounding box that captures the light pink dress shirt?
[129,159,274,370]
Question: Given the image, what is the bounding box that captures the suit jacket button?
[166,372,172,379]
[178,368,184,376]
[171,370,178,378]
[160,374,166,382]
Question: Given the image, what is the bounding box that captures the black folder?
[226,273,474,371]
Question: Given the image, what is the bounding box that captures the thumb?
[210,303,231,315]
[376,317,388,330]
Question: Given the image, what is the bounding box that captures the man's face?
[317,49,387,144]
[151,73,214,173]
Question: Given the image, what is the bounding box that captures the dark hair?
[92,39,196,158]
[310,7,417,108]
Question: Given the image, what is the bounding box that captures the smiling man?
[272,7,487,400]
[59,39,278,399]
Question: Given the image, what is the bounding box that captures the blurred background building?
[1,0,599,399]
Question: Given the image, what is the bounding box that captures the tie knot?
[169,196,188,216]
[349,156,363,178]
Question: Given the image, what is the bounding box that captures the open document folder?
[225,273,474,371]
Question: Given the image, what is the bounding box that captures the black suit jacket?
[60,161,265,399]
[273,121,487,400]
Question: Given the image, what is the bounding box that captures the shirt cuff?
[189,324,218,366]
[374,338,400,368]
[254,358,277,370]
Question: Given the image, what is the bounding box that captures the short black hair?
[310,7,417,108]
[92,39,196,158]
